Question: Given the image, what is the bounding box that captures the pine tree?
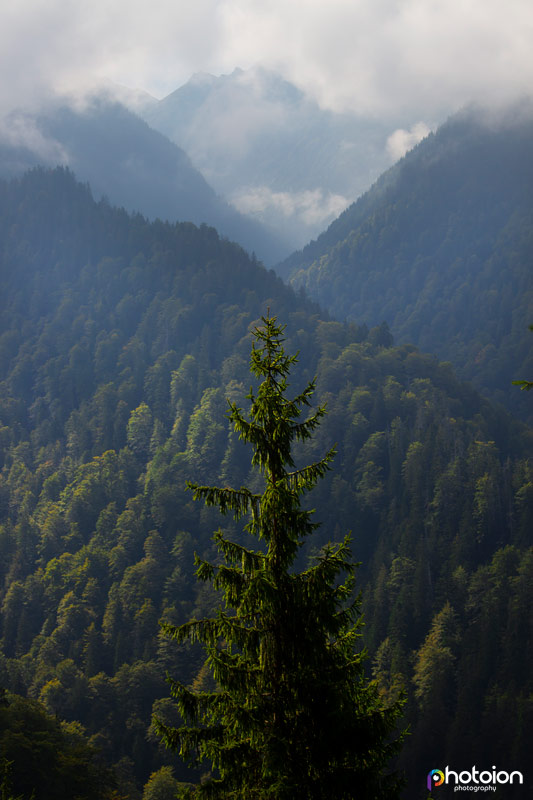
[156,315,404,798]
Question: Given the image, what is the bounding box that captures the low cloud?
[231,185,349,229]
[386,122,433,161]
[0,111,69,163]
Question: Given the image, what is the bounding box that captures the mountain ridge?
[278,102,533,423]
[141,66,413,248]
[0,96,289,264]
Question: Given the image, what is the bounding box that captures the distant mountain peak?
[187,71,218,87]
[141,65,400,249]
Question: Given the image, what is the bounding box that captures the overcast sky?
[1,0,532,121]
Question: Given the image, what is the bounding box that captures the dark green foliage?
[0,691,114,799]
[157,317,404,798]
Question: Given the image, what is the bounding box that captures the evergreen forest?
[0,167,531,798]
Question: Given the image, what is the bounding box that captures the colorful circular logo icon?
[427,769,445,790]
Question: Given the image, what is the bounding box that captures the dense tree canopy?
[0,690,115,799]
[0,169,530,797]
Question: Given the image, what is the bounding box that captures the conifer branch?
[186,482,260,519]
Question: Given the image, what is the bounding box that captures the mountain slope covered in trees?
[0,97,287,265]
[279,103,533,424]
[0,169,531,798]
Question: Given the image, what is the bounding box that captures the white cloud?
[0,0,532,121]
[214,0,533,118]
[230,185,349,227]
[386,122,432,161]
[0,111,70,163]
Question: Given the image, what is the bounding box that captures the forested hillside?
[279,103,533,424]
[0,98,287,265]
[0,169,531,798]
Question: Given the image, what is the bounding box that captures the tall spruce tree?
[156,315,404,798]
